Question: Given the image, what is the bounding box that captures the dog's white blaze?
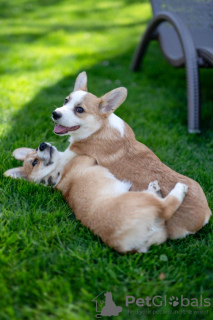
[108,113,125,137]
[69,90,87,106]
[54,90,87,128]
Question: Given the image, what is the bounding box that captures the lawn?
[0,0,213,319]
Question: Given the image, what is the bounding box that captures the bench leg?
[186,59,201,133]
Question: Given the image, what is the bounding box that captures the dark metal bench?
[131,0,213,133]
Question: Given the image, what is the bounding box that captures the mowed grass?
[0,0,213,319]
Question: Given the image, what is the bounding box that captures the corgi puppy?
[51,71,211,239]
[5,143,188,253]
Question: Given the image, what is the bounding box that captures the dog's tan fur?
[52,72,211,239]
[70,120,211,239]
[5,145,188,253]
[57,155,184,252]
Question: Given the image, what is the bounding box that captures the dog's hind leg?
[160,183,188,221]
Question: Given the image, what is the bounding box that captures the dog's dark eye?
[75,106,84,113]
[32,159,38,167]
[64,98,69,105]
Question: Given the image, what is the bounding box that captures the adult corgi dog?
[51,72,211,239]
[5,143,188,253]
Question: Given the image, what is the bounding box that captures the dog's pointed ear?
[99,87,127,114]
[12,148,34,161]
[4,167,27,180]
[74,71,88,92]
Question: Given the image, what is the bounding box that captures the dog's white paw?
[148,180,161,192]
[175,182,188,194]
[171,182,188,202]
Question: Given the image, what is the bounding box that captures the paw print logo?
[169,296,179,307]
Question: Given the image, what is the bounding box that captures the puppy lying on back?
[5,143,188,253]
[51,72,211,239]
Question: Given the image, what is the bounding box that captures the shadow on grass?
[0,19,150,49]
[1,43,213,158]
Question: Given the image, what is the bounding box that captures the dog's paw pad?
[148,180,161,192]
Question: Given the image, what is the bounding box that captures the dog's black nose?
[39,142,47,151]
[52,111,62,120]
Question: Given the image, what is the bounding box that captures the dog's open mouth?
[54,124,80,135]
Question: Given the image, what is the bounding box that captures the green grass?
[0,0,213,319]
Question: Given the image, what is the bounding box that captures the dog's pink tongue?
[54,124,68,134]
